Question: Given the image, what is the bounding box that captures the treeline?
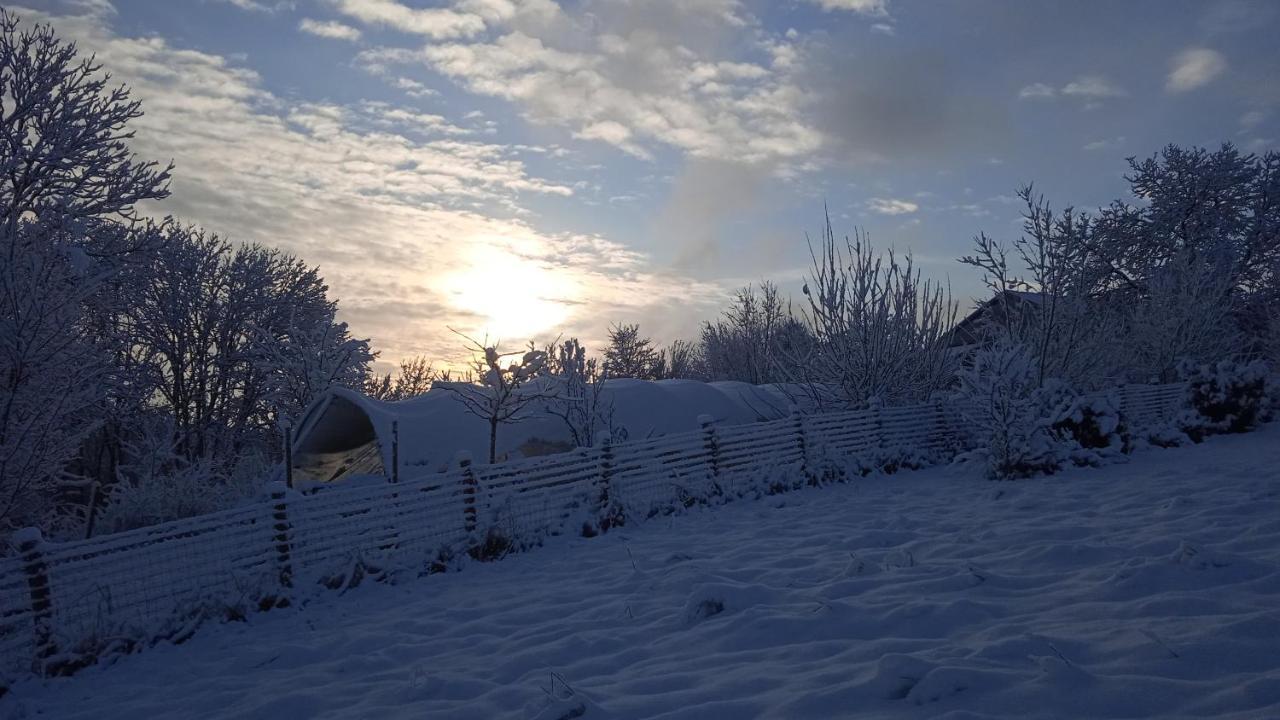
[0,14,374,537]
[3,10,1278,539]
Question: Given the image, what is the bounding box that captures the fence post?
[596,439,621,531]
[698,415,721,495]
[931,397,947,457]
[457,451,478,538]
[283,423,294,489]
[13,528,56,675]
[391,420,400,484]
[266,482,293,599]
[792,409,811,486]
[869,397,885,470]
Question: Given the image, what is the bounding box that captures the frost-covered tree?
[256,317,374,421]
[700,282,798,384]
[440,333,550,463]
[119,226,369,468]
[1092,144,1279,299]
[0,11,171,532]
[960,186,1118,387]
[663,339,703,380]
[545,338,615,447]
[787,213,956,408]
[602,323,664,380]
[365,356,434,401]
[968,145,1279,386]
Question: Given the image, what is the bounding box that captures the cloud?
[219,0,295,12]
[870,23,895,36]
[357,2,823,166]
[1017,82,1056,100]
[801,43,1010,164]
[1083,136,1125,151]
[333,0,486,39]
[1020,76,1126,104]
[1240,109,1266,129]
[808,0,889,15]
[30,2,721,368]
[651,158,775,270]
[298,18,362,41]
[1061,75,1128,99]
[1167,48,1227,93]
[866,197,918,215]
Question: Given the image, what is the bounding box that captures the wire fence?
[0,382,1190,679]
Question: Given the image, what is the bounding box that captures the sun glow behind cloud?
[443,243,579,342]
[23,0,731,370]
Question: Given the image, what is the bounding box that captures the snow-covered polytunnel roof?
[289,379,826,485]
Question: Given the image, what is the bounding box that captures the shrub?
[1177,359,1270,441]
[1041,382,1130,462]
[956,345,1128,479]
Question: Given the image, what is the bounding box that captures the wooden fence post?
[283,423,294,489]
[13,528,55,675]
[869,397,885,470]
[391,420,400,484]
[457,451,478,538]
[698,415,721,497]
[596,440,622,531]
[266,482,293,597]
[792,409,811,486]
[931,397,947,457]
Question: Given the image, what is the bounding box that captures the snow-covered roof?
[291,379,828,482]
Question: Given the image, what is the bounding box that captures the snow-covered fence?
[0,381,1190,678]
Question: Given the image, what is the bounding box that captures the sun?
[443,243,576,342]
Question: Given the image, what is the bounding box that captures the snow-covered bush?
[94,418,263,534]
[1040,383,1129,464]
[956,345,1127,480]
[955,344,1057,479]
[1177,359,1270,441]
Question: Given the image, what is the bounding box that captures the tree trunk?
[488,417,498,464]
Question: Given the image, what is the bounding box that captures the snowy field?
[8,426,1280,720]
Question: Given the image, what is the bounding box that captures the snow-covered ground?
[8,426,1280,719]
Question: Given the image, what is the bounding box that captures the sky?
[25,0,1280,370]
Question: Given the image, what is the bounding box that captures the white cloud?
[866,197,918,215]
[1083,136,1125,151]
[333,0,486,39]
[1017,82,1056,100]
[220,0,295,12]
[1240,110,1266,129]
[1061,75,1127,99]
[1167,48,1227,93]
[298,18,362,41]
[356,6,824,166]
[31,2,724,368]
[870,23,895,36]
[809,0,889,15]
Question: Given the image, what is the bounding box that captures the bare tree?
[786,212,956,408]
[0,11,171,532]
[439,332,550,463]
